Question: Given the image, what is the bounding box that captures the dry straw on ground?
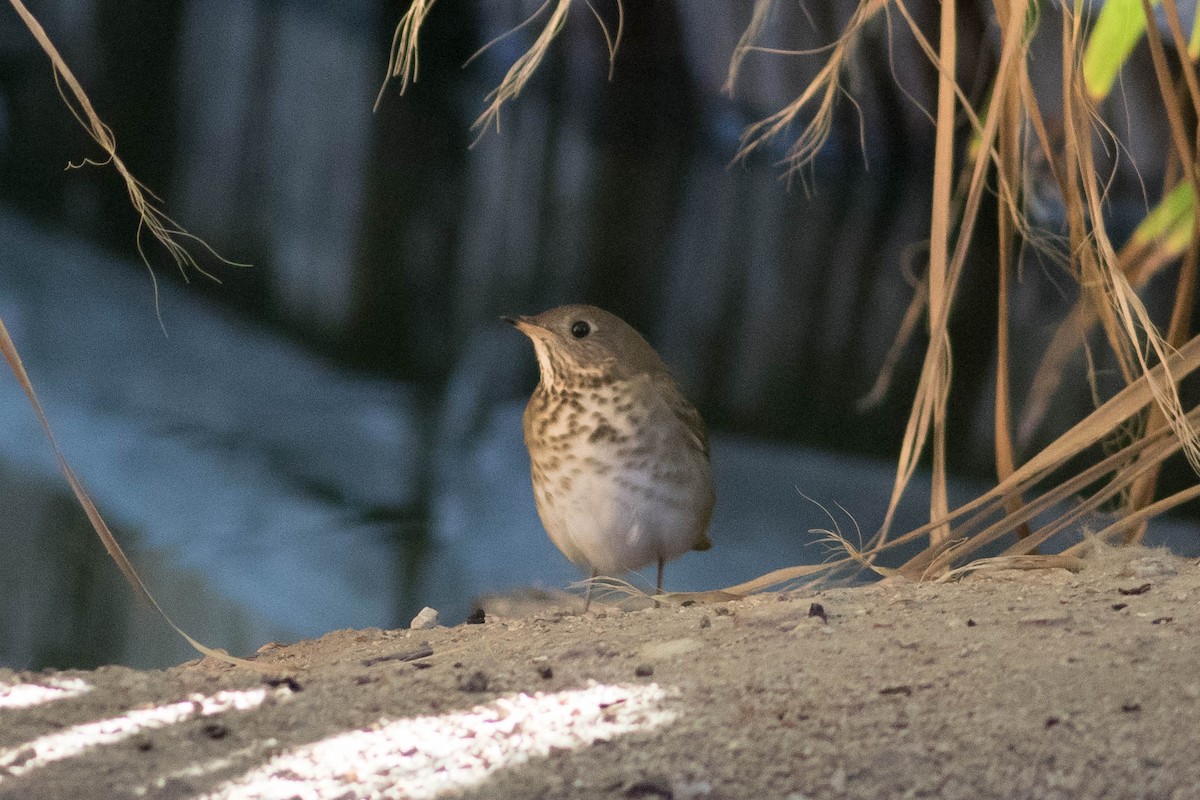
[6,0,1200,662]
[4,0,251,665]
[376,0,1200,593]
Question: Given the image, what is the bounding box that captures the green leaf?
[1190,3,1200,59]
[1083,0,1159,100]
[1130,181,1194,255]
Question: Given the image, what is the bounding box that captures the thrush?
[504,305,714,609]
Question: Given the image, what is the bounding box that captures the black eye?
[570,320,591,338]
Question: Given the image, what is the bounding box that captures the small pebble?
[1128,556,1178,578]
[458,671,489,692]
[674,780,714,799]
[624,778,673,798]
[635,664,655,677]
[265,676,303,693]
[410,607,440,630]
[201,722,229,740]
[361,645,432,667]
[828,766,847,792]
[466,608,486,625]
[639,638,701,660]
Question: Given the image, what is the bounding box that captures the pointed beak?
[502,315,539,335]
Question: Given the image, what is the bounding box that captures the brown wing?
[677,399,710,459]
[636,373,714,552]
[658,378,710,460]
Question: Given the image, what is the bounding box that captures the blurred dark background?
[0,0,1192,669]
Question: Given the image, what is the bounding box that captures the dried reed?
[376,0,1200,585]
[6,0,261,667]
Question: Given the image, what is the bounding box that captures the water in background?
[2,212,1196,670]
[0,211,919,668]
[1,1,1197,669]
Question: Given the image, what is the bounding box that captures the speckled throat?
[527,336,616,393]
[524,373,630,451]
[508,303,715,586]
[521,360,656,496]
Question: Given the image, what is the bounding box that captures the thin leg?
[583,568,597,612]
[656,557,664,594]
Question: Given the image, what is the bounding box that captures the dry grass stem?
[813,337,1200,580]
[0,314,273,672]
[730,0,888,173]
[921,0,957,546]
[373,0,438,110]
[9,0,241,318]
[574,575,646,605]
[371,0,1200,593]
[856,270,927,410]
[1092,481,1200,542]
[935,422,1188,572]
[427,0,1200,590]
[1019,184,1196,448]
[906,392,1200,574]
[580,575,751,607]
[720,0,1200,587]
[936,554,1086,582]
[716,560,856,597]
[1122,0,1200,539]
[801,492,895,575]
[583,0,624,81]
[870,0,1032,553]
[992,0,1032,539]
[724,0,776,95]
[6,0,262,667]
[470,0,573,140]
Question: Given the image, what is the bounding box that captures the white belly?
[532,444,714,575]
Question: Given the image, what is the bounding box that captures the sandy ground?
[2,545,1200,800]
